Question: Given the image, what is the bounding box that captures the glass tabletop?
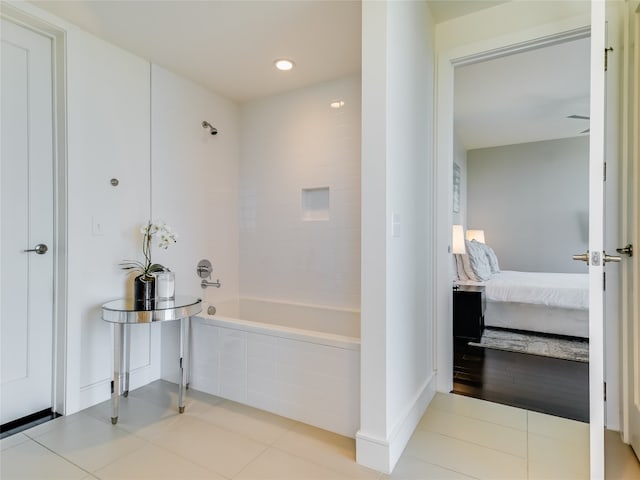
[101,296,202,324]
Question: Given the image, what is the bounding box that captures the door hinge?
[604,381,607,402]
[604,162,607,181]
[605,47,614,72]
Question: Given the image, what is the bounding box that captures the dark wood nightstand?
[453,285,486,342]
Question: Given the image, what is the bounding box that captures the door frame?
[433,7,604,478]
[621,0,640,448]
[434,17,593,391]
[0,5,68,418]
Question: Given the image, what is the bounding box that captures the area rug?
[468,327,589,363]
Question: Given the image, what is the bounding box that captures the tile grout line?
[230,444,273,480]
[401,453,484,480]
[423,406,530,436]
[430,397,528,431]
[29,437,96,478]
[268,442,379,479]
[417,423,528,460]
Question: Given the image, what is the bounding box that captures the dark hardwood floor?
[453,339,589,422]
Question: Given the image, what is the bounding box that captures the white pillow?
[460,251,480,282]
[466,240,492,281]
[483,243,501,274]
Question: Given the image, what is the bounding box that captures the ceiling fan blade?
[567,114,591,120]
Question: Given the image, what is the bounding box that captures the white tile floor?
[1,380,637,479]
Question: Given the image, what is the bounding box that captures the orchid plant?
[120,220,178,279]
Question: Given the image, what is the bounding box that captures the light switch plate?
[92,216,105,236]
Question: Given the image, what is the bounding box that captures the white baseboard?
[76,365,159,413]
[356,373,436,474]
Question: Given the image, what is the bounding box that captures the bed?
[455,240,589,338]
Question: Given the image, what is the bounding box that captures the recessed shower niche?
[301,187,330,221]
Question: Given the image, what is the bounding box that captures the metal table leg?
[123,323,131,397]
[111,323,124,424]
[178,316,190,414]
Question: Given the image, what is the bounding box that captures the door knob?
[24,243,48,255]
[615,244,633,257]
[604,252,622,263]
[572,252,589,264]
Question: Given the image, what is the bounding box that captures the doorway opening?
[449,34,591,422]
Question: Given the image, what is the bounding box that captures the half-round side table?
[101,296,202,424]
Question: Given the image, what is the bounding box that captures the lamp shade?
[452,225,466,254]
[466,229,485,244]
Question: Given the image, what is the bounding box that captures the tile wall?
[239,75,361,310]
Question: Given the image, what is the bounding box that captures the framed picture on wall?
[453,162,461,213]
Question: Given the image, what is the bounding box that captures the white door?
[588,1,606,478]
[0,18,55,425]
[622,0,640,460]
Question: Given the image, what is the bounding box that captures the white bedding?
[459,270,589,310]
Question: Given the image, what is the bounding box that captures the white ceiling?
[455,37,591,150]
[29,1,589,149]
[427,1,509,23]
[32,0,362,104]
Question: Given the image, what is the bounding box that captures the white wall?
[357,1,435,474]
[65,26,157,412]
[151,65,240,303]
[435,1,589,51]
[467,136,589,273]
[239,75,361,309]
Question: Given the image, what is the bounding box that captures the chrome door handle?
[615,244,633,257]
[572,252,589,264]
[604,252,622,263]
[24,243,48,255]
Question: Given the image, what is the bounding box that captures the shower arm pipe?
[202,120,218,135]
[201,279,221,289]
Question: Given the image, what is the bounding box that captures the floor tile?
[21,411,83,439]
[2,382,608,480]
[527,432,589,480]
[0,432,29,451]
[527,410,589,441]
[605,429,640,480]
[273,423,381,479]
[188,399,297,445]
[417,407,527,458]
[149,414,268,478]
[129,379,225,413]
[404,429,526,480]
[385,454,479,479]
[235,447,356,479]
[0,438,88,479]
[429,392,527,431]
[30,412,148,473]
[83,394,179,434]
[93,443,224,480]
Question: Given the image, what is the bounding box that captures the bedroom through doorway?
[450,34,591,422]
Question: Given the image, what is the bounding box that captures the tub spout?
[201,279,221,289]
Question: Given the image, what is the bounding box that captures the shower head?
[202,120,218,135]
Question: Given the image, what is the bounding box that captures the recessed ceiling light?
[274,59,295,71]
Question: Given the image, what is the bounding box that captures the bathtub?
[189,298,361,437]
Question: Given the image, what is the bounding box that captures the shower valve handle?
[197,259,213,279]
